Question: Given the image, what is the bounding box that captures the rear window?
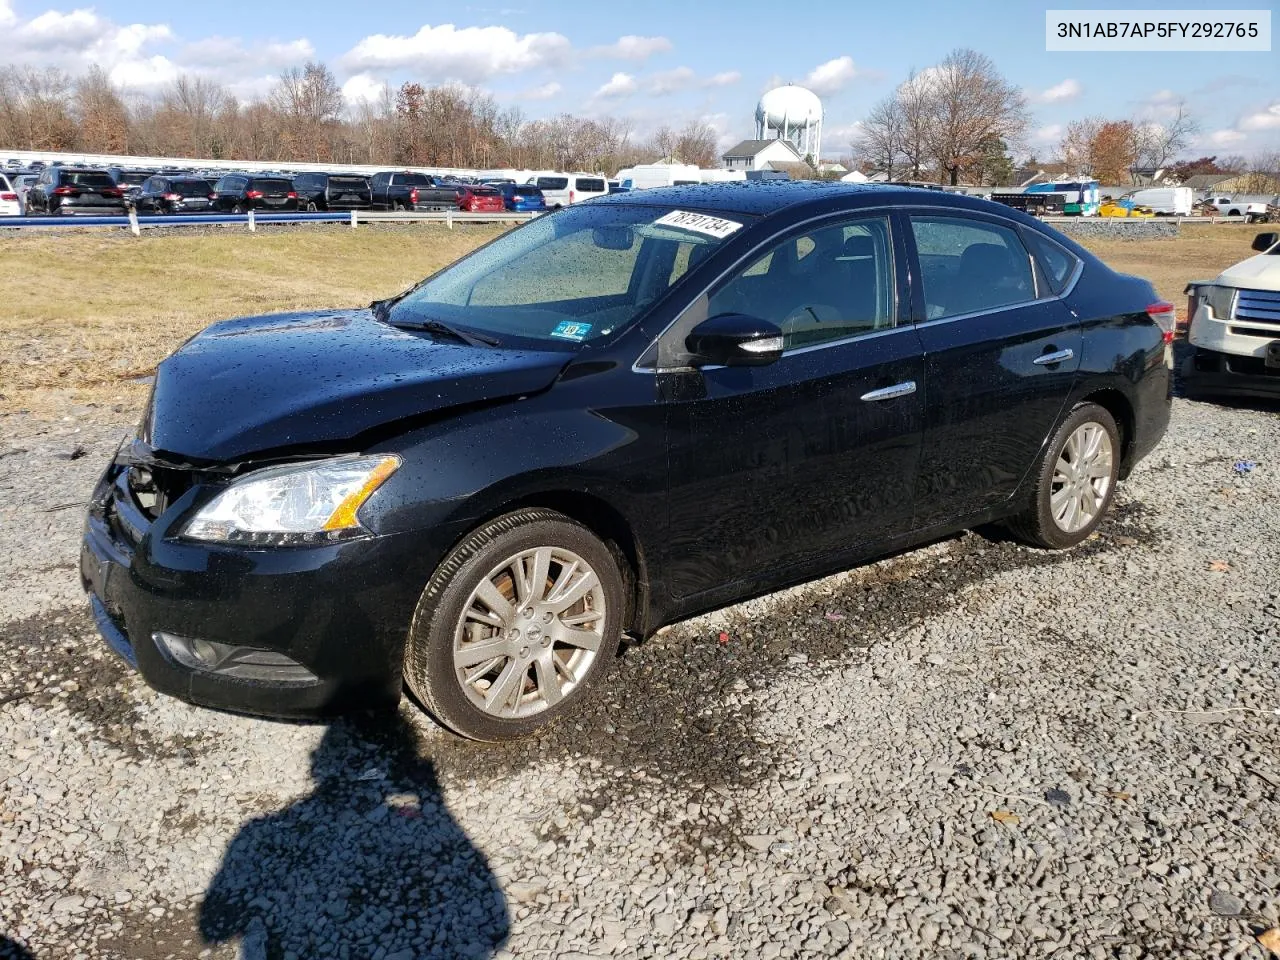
[514,186,542,197]
[472,187,500,196]
[172,180,212,197]
[397,174,433,186]
[117,171,154,186]
[536,177,568,190]
[65,172,116,188]
[328,177,369,190]
[249,179,292,192]
[574,178,606,193]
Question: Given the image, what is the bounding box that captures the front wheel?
[1005,402,1120,549]
[404,509,624,741]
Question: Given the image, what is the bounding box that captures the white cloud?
[706,71,740,88]
[804,56,861,96]
[590,35,671,62]
[1208,128,1247,145]
[594,72,637,99]
[341,73,388,104]
[1240,102,1280,131]
[0,0,15,26]
[518,81,562,101]
[1030,124,1064,146]
[1035,78,1082,103]
[183,36,314,72]
[647,66,695,96]
[342,24,571,83]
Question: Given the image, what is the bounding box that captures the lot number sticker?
[653,210,743,239]
[550,321,592,341]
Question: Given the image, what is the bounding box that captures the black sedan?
[81,183,1172,740]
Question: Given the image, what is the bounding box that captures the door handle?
[1033,348,1074,366]
[861,381,917,402]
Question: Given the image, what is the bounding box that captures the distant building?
[721,139,804,172]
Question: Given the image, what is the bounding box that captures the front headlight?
[1204,285,1237,320]
[182,455,400,545]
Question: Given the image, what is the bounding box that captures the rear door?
[327,176,371,209]
[660,212,925,597]
[905,211,1081,528]
[251,178,294,208]
[66,171,121,209]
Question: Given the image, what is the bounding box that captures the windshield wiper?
[391,317,500,348]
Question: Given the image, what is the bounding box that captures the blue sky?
[2,0,1277,159]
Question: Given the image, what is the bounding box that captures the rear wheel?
[231,203,244,214]
[404,509,624,741]
[306,201,318,212]
[1005,402,1120,549]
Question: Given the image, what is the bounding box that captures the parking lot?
[3,224,1280,959]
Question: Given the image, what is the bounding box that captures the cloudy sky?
[1,0,1276,158]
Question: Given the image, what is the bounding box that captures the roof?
[591,179,1035,218]
[721,139,801,160]
[763,161,816,177]
[1184,174,1235,189]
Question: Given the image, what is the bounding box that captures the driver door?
[660,213,926,599]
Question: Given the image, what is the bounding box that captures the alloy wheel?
[1050,422,1114,533]
[452,546,606,719]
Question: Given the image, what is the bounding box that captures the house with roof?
[721,139,804,172]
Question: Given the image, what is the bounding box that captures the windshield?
[386,203,752,348]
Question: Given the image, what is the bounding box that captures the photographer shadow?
[199,710,509,960]
[0,937,35,960]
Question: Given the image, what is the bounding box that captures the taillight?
[409,187,419,204]
[53,186,76,195]
[569,190,575,203]
[208,193,217,200]
[164,192,181,201]
[245,189,263,199]
[100,187,123,197]
[287,191,297,199]
[0,192,16,201]
[1147,301,1176,343]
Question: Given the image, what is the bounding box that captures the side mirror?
[686,314,784,367]
[1252,232,1279,253]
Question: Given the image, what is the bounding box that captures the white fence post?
[351,210,357,230]
[247,208,255,233]
[446,209,453,230]
[127,206,140,237]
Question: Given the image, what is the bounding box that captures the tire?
[1005,402,1121,549]
[1228,209,1240,217]
[306,201,317,212]
[232,203,244,214]
[404,509,624,741]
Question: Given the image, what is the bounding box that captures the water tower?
[755,84,823,162]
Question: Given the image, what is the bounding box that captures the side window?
[707,215,895,350]
[909,216,1035,320]
[1022,229,1079,295]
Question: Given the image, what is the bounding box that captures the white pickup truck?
[1183,231,1280,398]
[1207,196,1271,221]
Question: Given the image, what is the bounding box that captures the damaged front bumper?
[79,442,432,719]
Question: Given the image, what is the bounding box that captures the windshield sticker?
[653,210,743,239]
[550,321,592,342]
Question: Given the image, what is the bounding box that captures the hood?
[1217,251,1280,292]
[143,309,570,462]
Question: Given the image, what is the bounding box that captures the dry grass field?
[0,220,1264,416]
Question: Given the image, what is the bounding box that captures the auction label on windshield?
[1046,9,1271,50]
[654,210,743,239]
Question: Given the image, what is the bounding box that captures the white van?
[616,163,702,191]
[1127,186,1193,216]
[530,173,609,208]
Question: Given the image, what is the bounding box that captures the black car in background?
[24,167,126,215]
[81,183,1172,741]
[133,176,218,214]
[369,171,459,210]
[108,167,158,201]
[211,174,298,212]
[293,172,374,211]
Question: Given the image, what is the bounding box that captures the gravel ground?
[3,396,1280,960]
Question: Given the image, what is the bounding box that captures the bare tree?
[673,119,718,167]
[855,93,905,178]
[1131,100,1199,170]
[272,62,344,160]
[74,66,129,153]
[924,49,1029,185]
